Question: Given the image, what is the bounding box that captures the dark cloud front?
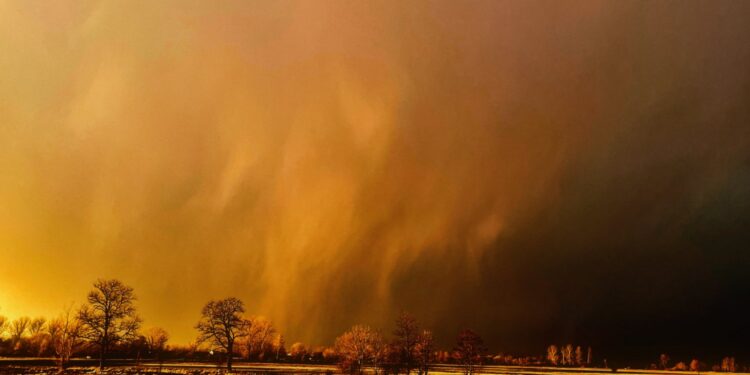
[362,0,750,363]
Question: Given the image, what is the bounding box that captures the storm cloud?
[1,0,749,362]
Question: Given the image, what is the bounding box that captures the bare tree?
[377,342,401,374]
[290,342,309,361]
[393,312,420,374]
[690,359,701,372]
[242,316,276,360]
[78,279,141,369]
[453,329,486,375]
[29,317,46,335]
[659,354,670,370]
[274,334,286,361]
[562,344,574,366]
[335,325,382,374]
[547,345,559,366]
[48,308,88,371]
[195,297,249,371]
[28,317,49,356]
[575,346,583,366]
[131,334,148,367]
[8,316,31,354]
[0,315,7,338]
[10,316,30,343]
[415,330,435,375]
[721,357,736,372]
[145,327,169,370]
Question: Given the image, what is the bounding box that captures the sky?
[1,0,750,363]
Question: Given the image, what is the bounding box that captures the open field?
[1,360,748,375]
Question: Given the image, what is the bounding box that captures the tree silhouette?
[241,316,276,360]
[274,334,286,361]
[28,317,45,335]
[659,354,670,370]
[78,279,141,369]
[562,344,573,366]
[10,316,30,344]
[453,329,486,375]
[690,359,701,372]
[290,342,308,361]
[195,297,249,371]
[547,345,559,365]
[415,329,435,375]
[0,315,7,338]
[145,327,169,371]
[48,307,87,371]
[393,312,420,374]
[335,325,382,374]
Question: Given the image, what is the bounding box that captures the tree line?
[192,297,486,374]
[0,279,743,373]
[652,353,740,373]
[0,279,486,373]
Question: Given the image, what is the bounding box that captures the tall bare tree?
[29,317,46,335]
[415,329,435,375]
[145,326,169,370]
[690,359,701,372]
[10,316,30,343]
[453,329,486,375]
[48,307,88,371]
[721,357,736,372]
[335,325,382,374]
[0,315,8,338]
[195,297,249,371]
[574,346,584,366]
[242,316,276,360]
[393,312,420,374]
[28,317,49,356]
[78,279,141,369]
[274,334,286,361]
[562,344,574,366]
[289,342,308,361]
[547,345,559,366]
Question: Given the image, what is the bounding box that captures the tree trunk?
[227,341,234,372]
[101,321,109,370]
[99,343,105,370]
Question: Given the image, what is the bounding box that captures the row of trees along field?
[0,279,488,373]
[545,344,593,367]
[192,296,487,374]
[0,279,744,373]
[651,354,741,373]
[543,345,742,373]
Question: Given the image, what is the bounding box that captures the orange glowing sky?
[1,0,750,352]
